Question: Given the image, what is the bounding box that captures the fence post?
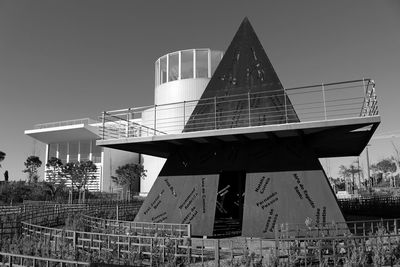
[73,231,77,259]
[187,224,191,237]
[116,205,119,221]
[322,83,327,120]
[187,237,192,264]
[214,239,220,267]
[274,224,279,264]
[150,238,153,267]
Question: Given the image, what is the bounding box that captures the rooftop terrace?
[99,79,378,140]
[97,79,379,158]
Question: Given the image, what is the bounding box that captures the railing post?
[248,92,251,126]
[214,97,217,130]
[362,78,369,116]
[322,83,327,120]
[183,101,186,129]
[284,89,288,123]
[126,108,131,138]
[101,111,106,140]
[154,105,157,135]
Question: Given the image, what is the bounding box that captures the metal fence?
[100,79,378,140]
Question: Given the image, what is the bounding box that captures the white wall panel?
[155,78,210,105]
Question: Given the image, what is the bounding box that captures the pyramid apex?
[240,17,251,27]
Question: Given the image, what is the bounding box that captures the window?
[155,60,160,86]
[168,52,179,81]
[58,142,68,164]
[69,141,79,162]
[48,143,57,159]
[181,50,194,79]
[160,56,167,84]
[80,140,90,161]
[196,50,208,78]
[92,140,102,163]
[211,51,223,76]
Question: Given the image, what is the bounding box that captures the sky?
[0,0,399,181]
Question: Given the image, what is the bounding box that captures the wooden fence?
[0,201,143,238]
[279,218,400,239]
[21,221,196,266]
[80,214,191,237]
[20,219,400,266]
[0,251,90,267]
[4,198,400,266]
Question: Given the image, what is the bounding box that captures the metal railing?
[34,118,98,129]
[100,79,379,140]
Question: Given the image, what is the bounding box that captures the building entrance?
[213,171,246,236]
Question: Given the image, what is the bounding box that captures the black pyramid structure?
[184,17,298,133]
[135,18,346,238]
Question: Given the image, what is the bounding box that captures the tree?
[62,160,97,202]
[391,141,400,179]
[339,163,361,193]
[44,157,66,200]
[0,151,5,168]
[23,156,42,183]
[112,163,146,200]
[373,158,397,187]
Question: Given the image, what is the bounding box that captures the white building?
[25,49,223,195]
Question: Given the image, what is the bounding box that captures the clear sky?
[0,0,399,180]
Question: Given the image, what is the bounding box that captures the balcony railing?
[100,79,378,141]
[34,118,98,129]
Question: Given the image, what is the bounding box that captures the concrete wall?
[140,155,166,196]
[155,78,210,105]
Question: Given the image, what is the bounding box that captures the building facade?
[25,49,223,194]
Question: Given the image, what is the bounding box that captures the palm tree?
[339,163,361,193]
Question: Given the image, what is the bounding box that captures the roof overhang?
[97,116,380,158]
[25,124,99,143]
